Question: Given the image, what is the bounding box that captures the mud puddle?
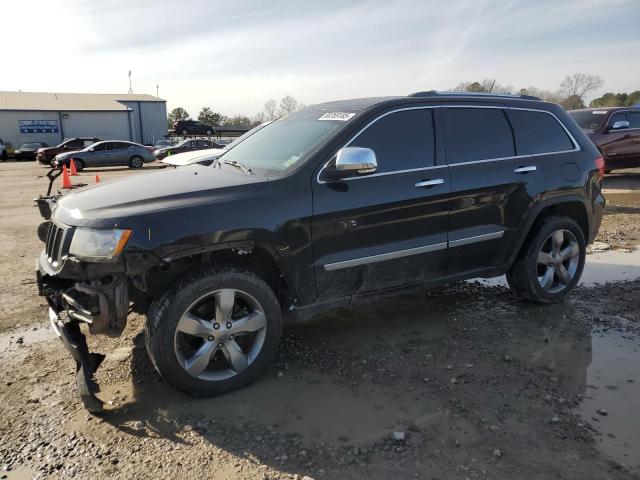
[474,247,640,287]
[506,324,640,474]
[76,372,447,447]
[580,331,640,473]
[0,323,54,358]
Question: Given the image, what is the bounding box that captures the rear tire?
[507,216,586,303]
[73,159,85,172]
[145,267,283,397]
[128,155,144,169]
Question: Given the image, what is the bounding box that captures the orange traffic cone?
[61,165,73,189]
[95,175,100,183]
[69,159,78,176]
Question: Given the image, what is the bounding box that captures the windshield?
[217,110,355,176]
[569,110,608,131]
[22,143,42,148]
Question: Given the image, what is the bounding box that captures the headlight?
[69,228,132,260]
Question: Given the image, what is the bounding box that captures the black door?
[312,108,450,300]
[443,106,549,277]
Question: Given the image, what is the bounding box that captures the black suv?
[36,92,605,412]
[172,120,215,136]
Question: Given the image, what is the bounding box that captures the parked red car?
[569,107,640,172]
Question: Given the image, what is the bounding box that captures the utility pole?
[128,70,133,94]
[156,84,159,98]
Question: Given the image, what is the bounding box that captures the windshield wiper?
[221,159,253,175]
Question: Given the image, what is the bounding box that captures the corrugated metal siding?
[140,101,167,144]
[0,100,165,147]
[0,111,62,147]
[119,101,167,144]
[60,111,130,141]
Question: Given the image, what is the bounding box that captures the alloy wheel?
[173,289,267,381]
[536,229,580,294]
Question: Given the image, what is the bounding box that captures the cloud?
[2,0,639,115]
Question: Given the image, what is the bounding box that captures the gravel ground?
[0,162,639,480]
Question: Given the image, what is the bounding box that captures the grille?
[44,222,73,267]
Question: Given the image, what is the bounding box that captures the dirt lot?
[0,162,639,480]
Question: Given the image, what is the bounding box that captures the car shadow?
[97,283,595,478]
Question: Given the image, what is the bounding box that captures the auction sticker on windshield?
[318,112,356,121]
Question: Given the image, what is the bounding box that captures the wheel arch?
[141,240,296,313]
[508,197,590,265]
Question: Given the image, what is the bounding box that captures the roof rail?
[408,91,541,101]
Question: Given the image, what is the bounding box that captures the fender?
[151,230,311,305]
[507,195,591,265]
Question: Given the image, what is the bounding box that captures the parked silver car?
[53,141,155,170]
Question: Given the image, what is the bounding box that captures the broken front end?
[37,219,136,412]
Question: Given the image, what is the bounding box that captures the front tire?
[145,267,283,396]
[507,216,586,303]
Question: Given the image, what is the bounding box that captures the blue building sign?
[19,120,59,134]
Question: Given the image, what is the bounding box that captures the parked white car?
[161,148,225,167]
[162,121,273,167]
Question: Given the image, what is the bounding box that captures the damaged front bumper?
[37,251,130,414]
[47,305,105,413]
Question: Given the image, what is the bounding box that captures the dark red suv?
[569,107,640,172]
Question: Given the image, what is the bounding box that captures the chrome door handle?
[415,178,444,188]
[513,165,536,174]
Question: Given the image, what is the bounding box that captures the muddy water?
[475,247,640,287]
[506,320,640,474]
[580,332,640,473]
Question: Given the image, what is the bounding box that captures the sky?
[3,0,639,117]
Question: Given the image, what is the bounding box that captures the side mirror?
[610,120,630,131]
[334,147,377,176]
[89,148,95,152]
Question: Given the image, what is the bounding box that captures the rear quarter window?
[444,108,515,163]
[507,110,574,155]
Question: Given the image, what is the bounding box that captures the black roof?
[308,91,549,113]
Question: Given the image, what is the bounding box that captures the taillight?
[594,155,605,180]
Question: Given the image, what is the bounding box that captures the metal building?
[0,91,167,148]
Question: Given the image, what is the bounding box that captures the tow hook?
[48,305,105,413]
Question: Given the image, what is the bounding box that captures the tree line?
[167,95,303,129]
[168,73,639,129]
[453,73,638,110]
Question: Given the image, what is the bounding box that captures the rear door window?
[444,108,514,164]
[348,109,435,173]
[627,111,640,129]
[507,109,574,155]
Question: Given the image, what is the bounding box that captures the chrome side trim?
[323,230,505,270]
[316,105,580,184]
[323,242,447,271]
[449,231,504,248]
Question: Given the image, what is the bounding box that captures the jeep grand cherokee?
[36,92,605,412]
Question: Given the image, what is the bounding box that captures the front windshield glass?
[217,110,356,176]
[569,110,608,131]
[23,143,42,148]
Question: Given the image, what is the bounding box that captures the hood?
[162,148,226,166]
[54,165,265,227]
